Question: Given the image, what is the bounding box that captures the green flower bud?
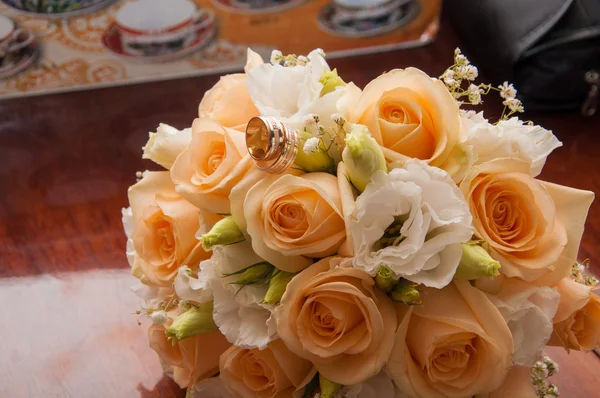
[295,130,335,173]
[263,270,295,305]
[375,265,396,293]
[200,216,245,251]
[319,374,342,398]
[455,241,501,280]
[390,282,421,305]
[319,69,346,96]
[226,262,274,286]
[342,124,387,192]
[166,302,218,343]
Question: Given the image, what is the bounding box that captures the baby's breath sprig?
[293,113,342,174]
[269,48,324,67]
[570,260,598,287]
[532,356,560,397]
[134,294,179,326]
[440,48,525,121]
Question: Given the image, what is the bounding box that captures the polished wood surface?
[1,15,600,398]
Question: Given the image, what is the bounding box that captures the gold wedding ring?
[245,116,298,174]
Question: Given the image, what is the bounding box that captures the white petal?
[130,282,174,309]
[121,207,137,268]
[349,160,473,288]
[209,242,277,349]
[485,279,560,366]
[343,372,397,398]
[190,377,235,398]
[173,263,214,304]
[464,113,562,177]
[142,124,192,170]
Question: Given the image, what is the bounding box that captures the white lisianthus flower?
[464,112,562,177]
[209,242,277,349]
[130,282,174,310]
[245,48,344,131]
[348,159,474,288]
[121,207,136,268]
[478,277,560,366]
[189,377,235,398]
[342,372,397,398]
[142,124,192,169]
[173,264,214,304]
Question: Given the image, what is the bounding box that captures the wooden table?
[1,16,599,398]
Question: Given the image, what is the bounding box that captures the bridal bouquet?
[123,48,600,398]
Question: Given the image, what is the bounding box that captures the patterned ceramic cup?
[0,15,34,68]
[5,0,99,13]
[115,0,214,57]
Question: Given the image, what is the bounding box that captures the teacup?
[115,0,214,56]
[332,0,408,25]
[5,0,94,13]
[0,15,34,69]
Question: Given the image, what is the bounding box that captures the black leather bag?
[446,0,600,115]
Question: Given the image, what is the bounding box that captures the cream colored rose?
[142,123,192,169]
[148,324,231,389]
[387,280,514,398]
[128,171,210,286]
[549,277,600,351]
[199,74,259,131]
[171,118,252,214]
[340,68,470,180]
[477,366,538,398]
[219,339,314,398]
[275,257,397,385]
[231,172,346,272]
[460,158,594,286]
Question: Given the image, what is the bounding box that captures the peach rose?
[477,366,537,398]
[199,74,259,131]
[460,158,594,285]
[387,280,514,398]
[148,324,231,389]
[219,339,314,398]
[275,257,397,385]
[548,277,600,351]
[171,118,252,214]
[340,68,470,180]
[231,172,346,272]
[128,171,210,286]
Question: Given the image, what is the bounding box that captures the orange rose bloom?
[128,171,210,286]
[275,257,396,385]
[148,324,230,388]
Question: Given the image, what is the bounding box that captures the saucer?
[1,0,116,20]
[0,40,37,80]
[210,0,306,14]
[317,0,420,38]
[102,21,216,63]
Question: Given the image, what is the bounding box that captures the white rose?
[189,377,235,398]
[479,276,559,366]
[245,49,343,131]
[142,123,192,169]
[343,159,474,288]
[464,112,562,177]
[209,242,277,349]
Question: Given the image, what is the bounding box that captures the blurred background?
[0,0,598,114]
